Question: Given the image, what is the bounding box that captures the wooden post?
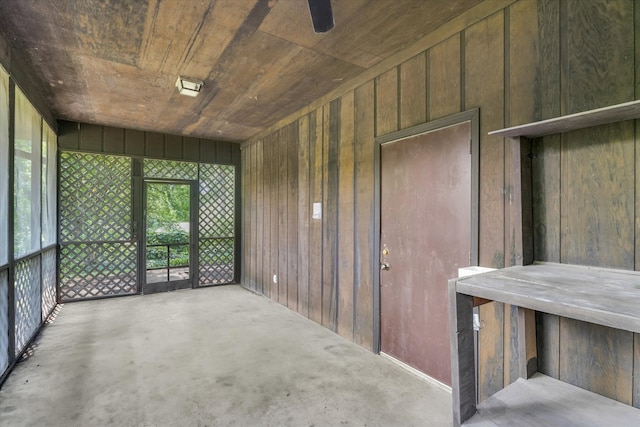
[449,279,476,426]
[517,307,537,379]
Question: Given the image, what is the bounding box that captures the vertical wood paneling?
[183,137,200,161]
[249,142,257,291]
[278,129,288,303]
[57,121,79,149]
[353,81,375,350]
[103,127,124,154]
[199,141,217,163]
[634,333,640,408]
[375,68,398,136]
[322,101,339,331]
[465,11,505,401]
[262,135,272,298]
[270,131,280,301]
[125,129,145,156]
[297,115,311,317]
[561,125,635,269]
[308,109,323,324]
[428,34,461,120]
[80,123,103,152]
[536,312,560,378]
[217,141,233,164]
[165,135,184,160]
[337,92,355,340]
[559,318,634,404]
[560,0,635,270]
[256,139,264,294]
[399,53,427,129]
[562,0,634,115]
[287,123,299,311]
[145,132,164,157]
[242,147,249,286]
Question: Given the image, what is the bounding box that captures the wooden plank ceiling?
[0,0,482,142]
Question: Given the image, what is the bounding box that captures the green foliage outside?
[146,183,190,269]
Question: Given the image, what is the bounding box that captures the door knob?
[380,262,390,271]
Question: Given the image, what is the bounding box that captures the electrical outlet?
[273,274,278,284]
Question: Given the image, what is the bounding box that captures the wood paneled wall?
[57,121,240,165]
[241,0,640,405]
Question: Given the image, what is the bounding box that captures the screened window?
[0,67,8,265]
[42,122,57,247]
[14,88,42,257]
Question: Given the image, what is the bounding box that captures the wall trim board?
[242,0,516,147]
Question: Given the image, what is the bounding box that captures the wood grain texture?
[465,10,505,401]
[468,373,640,426]
[560,124,635,269]
[287,122,299,311]
[503,304,519,386]
[256,139,264,294]
[532,135,561,262]
[465,11,504,269]
[297,115,310,317]
[322,101,339,331]
[561,0,634,115]
[399,53,426,129]
[308,108,323,324]
[353,81,375,350]
[241,146,249,287]
[634,333,640,408]
[249,142,257,291]
[449,282,476,427]
[536,312,560,379]
[262,135,272,298]
[428,34,461,121]
[278,128,288,304]
[478,301,504,402]
[270,132,280,300]
[375,68,398,136]
[559,318,633,404]
[337,92,355,340]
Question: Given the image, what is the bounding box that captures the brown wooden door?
[380,122,471,386]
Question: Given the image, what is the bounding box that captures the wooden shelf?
[464,373,640,426]
[488,100,640,138]
[455,262,640,333]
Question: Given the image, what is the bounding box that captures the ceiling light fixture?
[175,76,203,97]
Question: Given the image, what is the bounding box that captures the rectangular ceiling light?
[175,76,203,97]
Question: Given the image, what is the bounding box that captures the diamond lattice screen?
[144,159,198,180]
[0,270,8,375]
[199,164,235,285]
[15,256,41,355]
[41,248,57,320]
[59,243,137,301]
[59,152,136,301]
[60,152,132,242]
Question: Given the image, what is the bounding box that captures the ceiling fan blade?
[307,0,334,33]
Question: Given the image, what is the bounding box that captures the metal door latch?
[380,262,390,271]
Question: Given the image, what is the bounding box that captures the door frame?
[373,108,480,353]
[141,178,199,294]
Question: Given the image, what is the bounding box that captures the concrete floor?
[0,285,452,426]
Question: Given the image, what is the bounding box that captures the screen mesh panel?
[144,159,198,180]
[59,152,136,301]
[199,164,235,285]
[0,270,8,375]
[41,248,57,320]
[15,256,41,355]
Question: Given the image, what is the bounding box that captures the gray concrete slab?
[0,285,452,426]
